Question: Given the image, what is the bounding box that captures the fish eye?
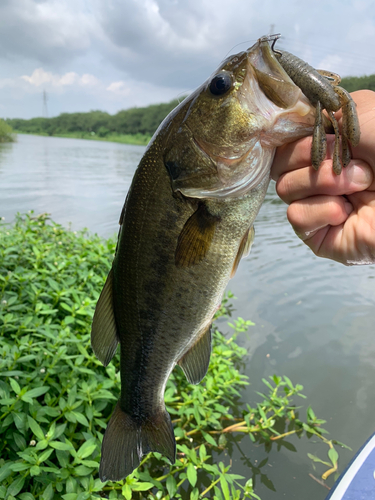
[209,72,233,96]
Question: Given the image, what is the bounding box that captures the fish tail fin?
[99,402,176,482]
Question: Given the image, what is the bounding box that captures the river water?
[1,134,374,499]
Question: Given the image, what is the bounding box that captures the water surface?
[1,134,374,499]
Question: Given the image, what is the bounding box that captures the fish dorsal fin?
[178,324,212,384]
[175,204,218,267]
[230,226,255,278]
[91,269,119,366]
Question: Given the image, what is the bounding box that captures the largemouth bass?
[92,36,319,481]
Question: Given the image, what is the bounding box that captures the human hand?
[272,90,375,265]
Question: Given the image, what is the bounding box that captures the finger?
[276,159,373,204]
[271,136,313,181]
[286,195,353,241]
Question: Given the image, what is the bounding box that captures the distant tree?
[340,74,375,93]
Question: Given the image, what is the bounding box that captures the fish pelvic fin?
[178,323,212,384]
[91,269,119,366]
[99,402,176,482]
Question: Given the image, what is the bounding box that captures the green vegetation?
[341,74,375,93]
[0,119,15,143]
[0,214,349,499]
[6,99,185,145]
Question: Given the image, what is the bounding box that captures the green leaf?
[49,441,74,451]
[23,386,49,400]
[9,378,21,395]
[328,447,339,466]
[307,453,331,467]
[19,494,35,500]
[42,483,54,500]
[166,475,177,498]
[220,476,230,500]
[7,476,25,497]
[190,488,199,500]
[76,439,96,459]
[73,412,89,427]
[131,482,154,491]
[187,463,197,487]
[9,463,29,472]
[30,465,41,476]
[199,444,207,462]
[27,416,45,441]
[38,448,54,463]
[74,465,95,476]
[202,431,217,447]
[121,484,132,500]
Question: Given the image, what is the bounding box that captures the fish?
[91,35,330,482]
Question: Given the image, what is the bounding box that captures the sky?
[0,0,374,119]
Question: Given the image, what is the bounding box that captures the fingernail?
[350,163,372,187]
[344,201,353,215]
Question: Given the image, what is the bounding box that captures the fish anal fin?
[91,269,119,366]
[231,226,255,278]
[175,204,218,268]
[99,402,176,482]
[178,323,212,384]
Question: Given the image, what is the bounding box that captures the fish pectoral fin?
[91,269,119,366]
[99,402,176,482]
[175,203,218,267]
[230,226,255,278]
[178,323,212,384]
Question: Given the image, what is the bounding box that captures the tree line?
[4,74,374,138]
[5,98,184,138]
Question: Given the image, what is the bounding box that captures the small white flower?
[44,352,47,355]
[1,217,4,220]
[58,241,62,245]
[73,231,77,235]
[40,368,46,374]
[30,440,36,446]
[1,300,7,305]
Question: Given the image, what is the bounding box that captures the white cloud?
[21,69,100,89]
[106,81,131,96]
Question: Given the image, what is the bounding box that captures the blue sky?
[0,0,374,119]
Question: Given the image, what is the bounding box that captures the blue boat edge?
[325,432,375,499]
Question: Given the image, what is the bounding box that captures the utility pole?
[42,90,48,118]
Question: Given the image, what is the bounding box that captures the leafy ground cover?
[0,214,348,499]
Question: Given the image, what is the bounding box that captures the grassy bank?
[15,131,151,146]
[0,119,15,143]
[0,214,348,499]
